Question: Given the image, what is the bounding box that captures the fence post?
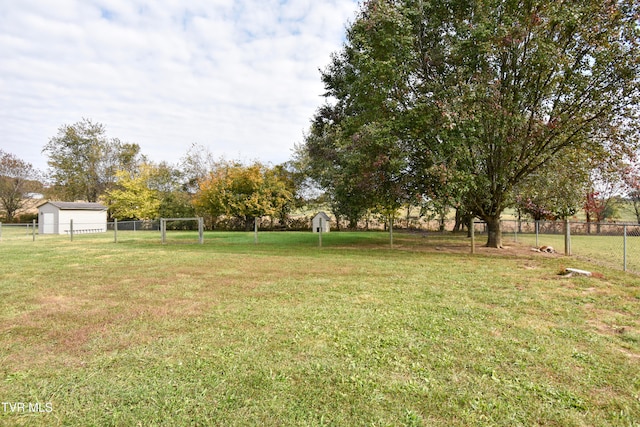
[32,219,36,242]
[114,219,118,243]
[470,218,475,254]
[319,217,323,248]
[198,217,204,244]
[535,220,539,247]
[514,219,518,243]
[623,225,627,272]
[70,219,74,241]
[564,219,571,256]
[161,218,166,244]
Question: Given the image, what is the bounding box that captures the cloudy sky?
[0,0,359,171]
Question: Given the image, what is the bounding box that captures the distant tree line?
[0,117,638,231]
[0,118,305,230]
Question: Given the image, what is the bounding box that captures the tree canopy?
[300,0,640,247]
[43,118,141,202]
[105,163,162,220]
[193,161,294,230]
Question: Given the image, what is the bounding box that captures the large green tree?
[43,118,141,202]
[149,162,196,219]
[298,110,393,229]
[299,1,419,229]
[306,0,640,247]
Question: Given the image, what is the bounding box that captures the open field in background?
[1,231,639,425]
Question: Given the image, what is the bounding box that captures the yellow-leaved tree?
[193,160,293,230]
[105,163,161,220]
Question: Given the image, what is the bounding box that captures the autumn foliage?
[193,161,293,230]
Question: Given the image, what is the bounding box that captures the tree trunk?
[244,216,254,231]
[5,208,17,222]
[348,215,358,229]
[485,216,503,248]
[405,205,410,228]
[453,208,462,232]
[517,211,522,233]
[454,208,471,233]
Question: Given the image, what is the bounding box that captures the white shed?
[312,212,331,233]
[38,202,108,235]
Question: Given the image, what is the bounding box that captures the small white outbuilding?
[312,211,331,233]
[38,201,108,235]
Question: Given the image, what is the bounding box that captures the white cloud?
[0,0,359,171]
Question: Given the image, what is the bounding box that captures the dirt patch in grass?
[393,232,565,260]
[1,252,357,371]
[2,277,227,369]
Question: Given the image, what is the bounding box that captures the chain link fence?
[108,220,160,232]
[0,220,161,243]
[498,220,640,273]
[0,222,40,242]
[3,218,640,273]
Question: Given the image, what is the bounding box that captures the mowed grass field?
[1,231,639,426]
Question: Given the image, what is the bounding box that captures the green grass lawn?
[1,231,639,426]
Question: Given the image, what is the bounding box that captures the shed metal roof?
[314,211,331,221]
[40,201,107,211]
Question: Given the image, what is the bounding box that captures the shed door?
[43,213,54,234]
